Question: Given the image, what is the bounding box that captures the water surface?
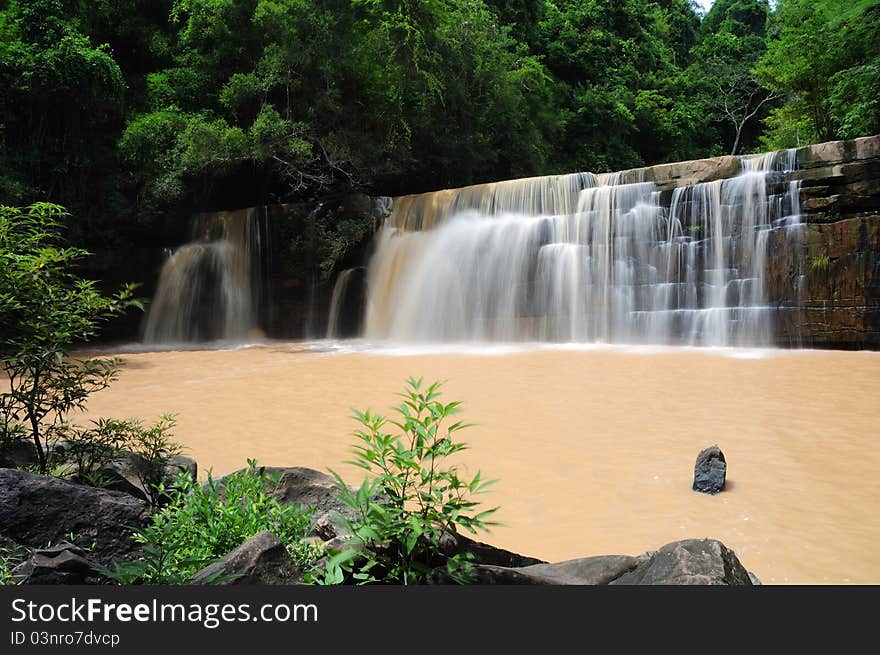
[80,342,880,584]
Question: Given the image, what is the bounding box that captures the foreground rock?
[0,437,197,502]
[465,539,752,585]
[469,555,645,585]
[442,532,545,568]
[13,542,107,585]
[0,468,149,565]
[80,452,197,502]
[693,445,727,494]
[189,531,303,585]
[610,539,752,585]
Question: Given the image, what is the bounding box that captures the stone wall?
[789,137,880,348]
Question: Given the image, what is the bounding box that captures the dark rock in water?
[13,542,106,585]
[0,468,149,565]
[693,445,727,494]
[610,538,752,585]
[189,531,302,585]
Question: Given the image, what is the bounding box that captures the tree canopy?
[0,0,877,243]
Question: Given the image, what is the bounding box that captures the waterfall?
[143,207,267,343]
[326,268,362,338]
[364,152,802,346]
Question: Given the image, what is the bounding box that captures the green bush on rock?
[106,460,316,584]
[51,414,183,505]
[317,378,499,585]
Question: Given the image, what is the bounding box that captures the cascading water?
[364,151,802,346]
[326,267,367,338]
[143,207,267,343]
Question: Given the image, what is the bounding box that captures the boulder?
[693,445,727,494]
[189,531,303,585]
[610,539,753,585]
[440,532,545,568]
[433,539,752,585]
[470,555,644,585]
[13,542,106,585]
[261,466,349,513]
[84,452,198,501]
[0,437,38,469]
[0,468,149,565]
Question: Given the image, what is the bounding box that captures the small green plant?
[125,414,182,506]
[319,378,498,585]
[0,418,25,463]
[0,548,23,586]
[809,254,831,274]
[105,460,316,584]
[49,414,182,505]
[51,418,134,481]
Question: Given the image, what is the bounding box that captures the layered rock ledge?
[629,135,880,348]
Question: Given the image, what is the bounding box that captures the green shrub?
[318,378,498,585]
[0,418,25,460]
[123,414,182,506]
[106,460,316,584]
[51,418,135,485]
[0,203,139,474]
[50,414,182,505]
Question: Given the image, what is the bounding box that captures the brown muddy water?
[79,343,880,584]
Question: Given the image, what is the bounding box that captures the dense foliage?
[107,461,316,584]
[1,1,877,245]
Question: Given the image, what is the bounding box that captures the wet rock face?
[770,135,880,349]
[693,445,727,495]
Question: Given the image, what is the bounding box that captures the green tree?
[756,0,880,148]
[684,0,775,155]
[0,1,125,220]
[535,0,702,171]
[0,203,138,473]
